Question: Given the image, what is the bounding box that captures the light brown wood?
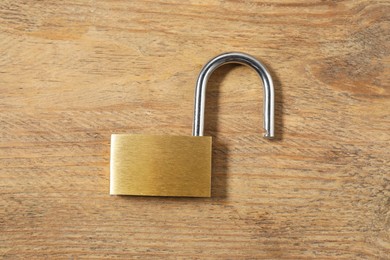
[1,0,389,259]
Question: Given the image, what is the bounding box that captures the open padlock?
[110,52,275,197]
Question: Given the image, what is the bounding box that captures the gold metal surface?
[110,134,212,197]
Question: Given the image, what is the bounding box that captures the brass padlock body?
[110,134,212,197]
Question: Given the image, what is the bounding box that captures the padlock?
[110,52,275,197]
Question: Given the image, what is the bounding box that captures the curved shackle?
[192,52,275,138]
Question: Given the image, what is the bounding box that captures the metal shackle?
[192,52,275,138]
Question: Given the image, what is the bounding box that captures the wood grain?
[0,0,389,259]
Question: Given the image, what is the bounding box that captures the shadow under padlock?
[109,52,275,197]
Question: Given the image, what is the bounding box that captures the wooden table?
[1,1,389,258]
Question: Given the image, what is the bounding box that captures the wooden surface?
[1,0,389,259]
